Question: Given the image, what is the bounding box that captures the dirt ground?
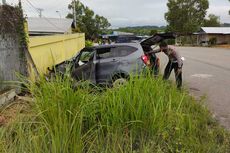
[214,45,230,49]
[0,96,32,126]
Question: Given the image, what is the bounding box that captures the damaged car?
[50,33,176,87]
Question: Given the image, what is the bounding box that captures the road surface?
[158,47,230,129]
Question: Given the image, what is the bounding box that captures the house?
[195,27,230,45]
[27,17,73,36]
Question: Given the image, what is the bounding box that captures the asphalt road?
[158,47,230,129]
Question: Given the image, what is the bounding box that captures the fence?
[0,5,27,91]
[28,33,85,75]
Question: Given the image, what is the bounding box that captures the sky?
[2,0,230,28]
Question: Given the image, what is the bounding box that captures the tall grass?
[1,75,230,153]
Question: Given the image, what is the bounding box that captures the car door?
[95,47,119,84]
[72,49,96,83]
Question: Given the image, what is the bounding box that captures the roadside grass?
[1,75,230,153]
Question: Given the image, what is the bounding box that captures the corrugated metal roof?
[201,27,230,34]
[113,31,134,36]
[28,17,72,34]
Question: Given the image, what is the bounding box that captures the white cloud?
[2,0,230,27]
[208,6,230,23]
[80,0,168,27]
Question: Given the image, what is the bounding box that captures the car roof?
[85,43,140,50]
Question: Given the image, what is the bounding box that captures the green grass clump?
[1,75,230,153]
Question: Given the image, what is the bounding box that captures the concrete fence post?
[0,5,28,92]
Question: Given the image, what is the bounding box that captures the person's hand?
[177,68,182,74]
[146,52,151,55]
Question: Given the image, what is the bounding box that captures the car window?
[96,46,137,59]
[78,50,94,66]
[112,46,137,57]
[97,48,113,59]
[116,36,141,43]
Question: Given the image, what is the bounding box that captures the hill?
[107,25,166,36]
[221,23,230,27]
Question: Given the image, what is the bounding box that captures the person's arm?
[173,51,183,68]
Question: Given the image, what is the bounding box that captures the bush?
[149,29,158,36]
[1,75,230,153]
[209,37,217,45]
[166,39,176,45]
[178,36,198,46]
[85,40,94,47]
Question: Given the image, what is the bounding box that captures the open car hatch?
[141,33,176,48]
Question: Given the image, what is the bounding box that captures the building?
[101,31,144,43]
[27,17,73,36]
[195,27,230,45]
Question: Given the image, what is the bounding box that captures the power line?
[22,0,38,17]
[45,0,66,11]
[24,0,66,31]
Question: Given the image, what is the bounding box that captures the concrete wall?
[0,33,28,92]
[207,35,227,44]
[198,34,230,44]
[0,5,27,91]
[0,6,85,90]
[28,33,85,74]
[226,35,230,44]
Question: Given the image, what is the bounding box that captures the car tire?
[112,78,128,88]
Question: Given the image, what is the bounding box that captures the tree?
[66,1,111,40]
[204,14,220,27]
[149,29,158,36]
[165,0,209,35]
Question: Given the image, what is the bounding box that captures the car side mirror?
[74,62,79,68]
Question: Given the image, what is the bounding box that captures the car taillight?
[141,55,150,66]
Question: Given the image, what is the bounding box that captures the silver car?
[52,33,175,87]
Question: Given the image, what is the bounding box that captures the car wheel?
[112,78,128,88]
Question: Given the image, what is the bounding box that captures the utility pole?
[38,8,44,18]
[18,0,22,9]
[18,0,40,78]
[56,11,62,19]
[2,0,6,5]
[73,0,77,28]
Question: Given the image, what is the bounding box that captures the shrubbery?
[85,40,94,47]
[1,75,230,152]
[209,37,217,45]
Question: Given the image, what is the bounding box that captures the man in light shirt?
[148,41,183,89]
